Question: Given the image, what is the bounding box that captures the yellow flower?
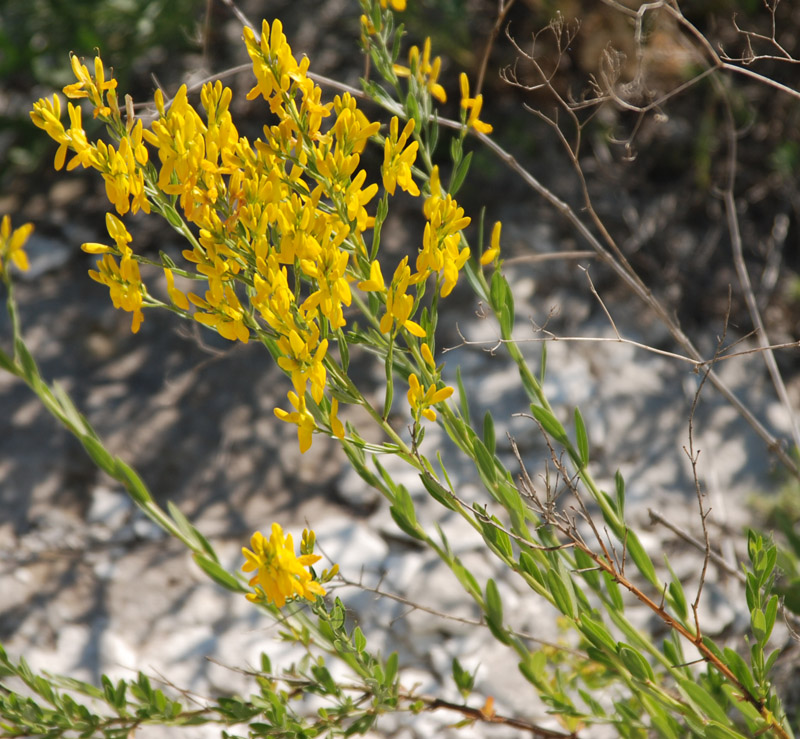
[88,253,145,333]
[393,38,447,103]
[330,397,345,440]
[382,116,419,197]
[407,373,454,423]
[0,216,33,276]
[380,0,406,10]
[274,391,317,453]
[380,257,426,337]
[459,73,493,134]
[63,54,119,120]
[480,221,502,265]
[242,523,327,607]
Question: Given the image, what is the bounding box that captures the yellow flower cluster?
[30,13,486,450]
[0,216,33,277]
[393,37,447,104]
[242,523,328,607]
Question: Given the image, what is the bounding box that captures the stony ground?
[1,1,799,736]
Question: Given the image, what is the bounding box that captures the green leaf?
[449,150,472,196]
[574,407,589,468]
[602,570,624,612]
[614,470,626,518]
[539,343,547,385]
[763,594,778,641]
[484,578,504,627]
[451,658,475,697]
[353,626,367,654]
[574,548,600,590]
[482,411,496,455]
[193,554,246,593]
[518,550,544,586]
[14,335,38,380]
[547,564,577,619]
[456,366,470,424]
[114,458,152,505]
[472,436,497,485]
[384,652,398,687]
[625,530,660,589]
[518,651,548,691]
[420,473,458,512]
[723,647,757,696]
[390,505,423,541]
[664,556,688,621]
[479,515,513,560]
[81,435,116,475]
[579,613,618,652]
[703,722,748,738]
[618,644,655,681]
[529,404,568,445]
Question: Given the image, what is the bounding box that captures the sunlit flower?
[274,391,317,453]
[480,220,502,265]
[380,0,406,11]
[242,523,327,607]
[459,73,493,134]
[393,37,447,103]
[382,116,419,197]
[0,216,33,276]
[407,373,454,423]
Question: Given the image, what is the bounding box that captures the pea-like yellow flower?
[0,216,33,276]
[459,73,493,134]
[380,0,406,11]
[382,116,419,197]
[407,373,454,423]
[480,221,502,265]
[242,523,327,607]
[393,38,447,104]
[274,391,317,453]
[63,54,118,120]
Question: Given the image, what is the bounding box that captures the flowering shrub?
[1,1,798,737]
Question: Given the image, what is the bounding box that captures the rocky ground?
[1,1,799,737]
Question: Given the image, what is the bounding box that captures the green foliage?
[1,0,798,736]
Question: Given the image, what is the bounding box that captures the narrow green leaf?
[703,722,748,738]
[529,404,568,445]
[482,411,496,455]
[472,436,497,485]
[193,554,247,593]
[618,644,655,682]
[723,647,757,696]
[456,366,470,424]
[574,547,601,590]
[539,343,547,385]
[449,151,473,196]
[579,613,617,652]
[114,458,152,505]
[14,336,38,380]
[547,564,577,619]
[574,407,589,468]
[81,435,116,475]
[664,557,688,621]
[763,594,778,641]
[484,578,503,627]
[390,506,423,541]
[384,652,398,687]
[420,473,458,512]
[625,530,660,589]
[614,470,626,518]
[0,347,15,373]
